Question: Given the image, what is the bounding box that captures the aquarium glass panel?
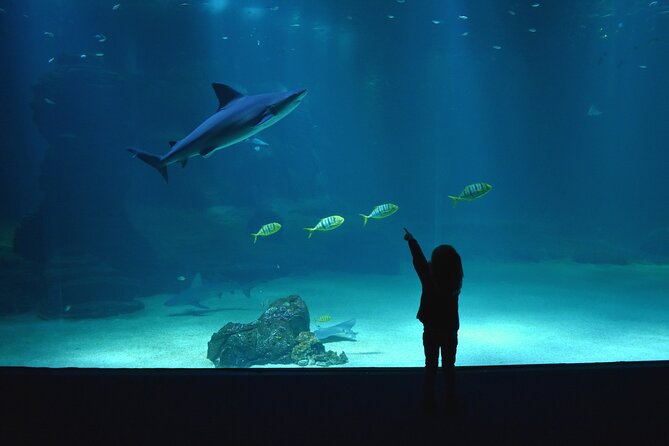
[1,0,667,368]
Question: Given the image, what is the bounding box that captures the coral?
[291,331,348,367]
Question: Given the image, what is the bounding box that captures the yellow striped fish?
[251,222,282,244]
[448,182,492,207]
[359,203,399,226]
[315,314,331,323]
[304,215,345,238]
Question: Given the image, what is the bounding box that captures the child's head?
[430,244,463,293]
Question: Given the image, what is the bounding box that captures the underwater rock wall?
[13,62,162,307]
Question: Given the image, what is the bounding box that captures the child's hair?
[430,244,463,295]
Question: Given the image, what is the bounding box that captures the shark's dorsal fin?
[212,83,243,110]
[169,141,177,148]
[180,159,188,168]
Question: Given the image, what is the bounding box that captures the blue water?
[0,0,667,367]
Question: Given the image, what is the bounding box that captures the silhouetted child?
[404,228,463,414]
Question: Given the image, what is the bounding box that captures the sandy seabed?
[0,261,667,368]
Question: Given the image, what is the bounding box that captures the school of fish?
[248,189,492,243]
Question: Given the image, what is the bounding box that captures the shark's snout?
[293,89,308,102]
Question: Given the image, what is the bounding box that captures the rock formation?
[207,295,347,368]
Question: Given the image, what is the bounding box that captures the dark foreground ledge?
[1,361,667,445]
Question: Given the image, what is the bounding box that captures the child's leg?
[423,331,439,409]
[441,332,458,413]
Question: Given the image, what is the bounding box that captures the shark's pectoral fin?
[200,147,216,158]
[180,158,188,168]
[213,83,244,110]
[255,113,274,127]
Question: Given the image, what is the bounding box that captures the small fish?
[532,3,541,7]
[94,34,106,42]
[250,137,269,147]
[48,57,55,63]
[64,305,72,312]
[290,23,301,27]
[387,15,395,19]
[528,28,537,33]
[44,98,56,105]
[304,215,345,238]
[177,275,186,281]
[639,65,648,69]
[359,203,399,226]
[461,31,469,36]
[251,222,282,244]
[43,31,54,38]
[112,4,120,11]
[315,314,331,323]
[269,6,279,11]
[649,1,658,6]
[492,45,502,50]
[222,36,229,40]
[95,53,105,57]
[80,54,87,59]
[587,104,603,117]
[432,20,441,25]
[508,10,516,15]
[448,182,492,207]
[246,136,269,152]
[458,15,468,20]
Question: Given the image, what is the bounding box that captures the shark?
[314,319,358,343]
[128,83,307,182]
[164,273,251,309]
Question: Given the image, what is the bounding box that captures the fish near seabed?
[128,83,307,182]
[251,222,282,244]
[164,273,220,309]
[304,215,345,238]
[315,314,331,323]
[448,182,492,207]
[314,319,357,342]
[359,203,399,226]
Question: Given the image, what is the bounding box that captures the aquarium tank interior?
[0,0,667,369]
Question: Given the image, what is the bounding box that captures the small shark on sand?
[314,319,358,343]
[164,273,251,309]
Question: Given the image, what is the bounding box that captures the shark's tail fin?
[128,148,168,182]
